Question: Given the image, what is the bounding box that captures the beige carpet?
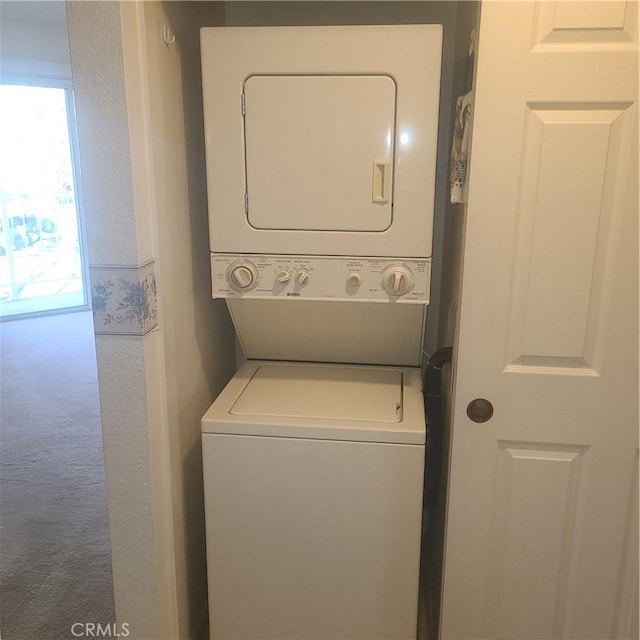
[0,311,115,639]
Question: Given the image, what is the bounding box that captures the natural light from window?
[0,84,86,317]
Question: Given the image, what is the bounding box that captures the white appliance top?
[202,361,425,445]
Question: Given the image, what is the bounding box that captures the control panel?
[211,254,431,304]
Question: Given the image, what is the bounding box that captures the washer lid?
[202,361,425,445]
[231,364,402,423]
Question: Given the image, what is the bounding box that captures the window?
[0,84,88,317]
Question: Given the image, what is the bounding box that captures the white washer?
[202,360,425,640]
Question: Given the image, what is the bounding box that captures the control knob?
[227,261,258,292]
[381,265,413,297]
[347,273,362,287]
[296,269,310,285]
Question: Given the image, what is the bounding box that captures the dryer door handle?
[372,162,391,204]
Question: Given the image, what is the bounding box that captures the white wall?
[65,2,167,637]
[138,2,236,636]
[67,1,237,638]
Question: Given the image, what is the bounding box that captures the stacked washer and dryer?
[199,25,443,640]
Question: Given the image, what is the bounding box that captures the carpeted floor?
[0,310,115,639]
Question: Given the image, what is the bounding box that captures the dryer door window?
[243,75,396,232]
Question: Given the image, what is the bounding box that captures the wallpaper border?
[90,261,158,336]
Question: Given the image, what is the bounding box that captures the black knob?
[467,398,494,423]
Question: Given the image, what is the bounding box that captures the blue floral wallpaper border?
[90,261,158,336]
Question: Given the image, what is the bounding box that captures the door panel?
[244,75,395,232]
[505,102,635,371]
[533,0,638,47]
[484,442,587,639]
[441,2,638,638]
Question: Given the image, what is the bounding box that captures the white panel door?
[244,75,395,232]
[442,2,638,639]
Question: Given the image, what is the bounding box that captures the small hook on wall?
[162,24,176,47]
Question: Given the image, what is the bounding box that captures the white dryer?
[200,25,443,301]
[202,361,425,640]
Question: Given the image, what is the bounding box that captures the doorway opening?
[0,83,89,318]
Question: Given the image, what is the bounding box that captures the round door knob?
[467,398,494,423]
[276,270,291,283]
[296,269,310,285]
[227,262,258,291]
[347,273,362,287]
[381,265,413,297]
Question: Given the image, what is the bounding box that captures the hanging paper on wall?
[449,91,473,204]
